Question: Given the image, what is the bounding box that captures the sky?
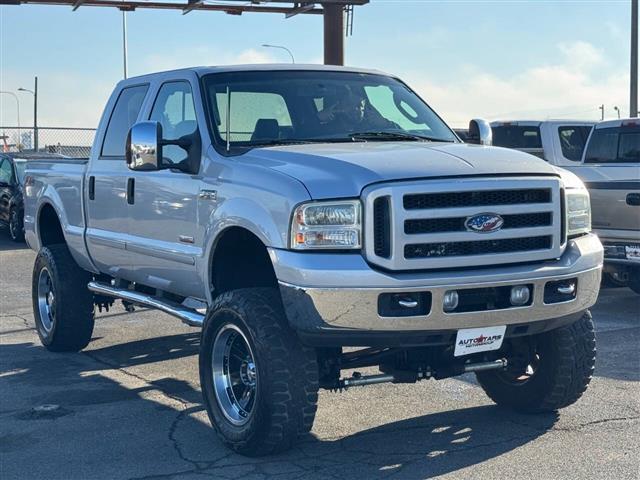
[0,0,632,129]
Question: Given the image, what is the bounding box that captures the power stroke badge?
[454,325,507,357]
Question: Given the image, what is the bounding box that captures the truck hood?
[243,142,559,199]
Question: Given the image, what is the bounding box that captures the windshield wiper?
[349,131,454,143]
[250,139,315,147]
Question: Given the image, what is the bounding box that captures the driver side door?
[125,79,204,299]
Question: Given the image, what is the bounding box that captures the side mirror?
[126,121,163,171]
[467,119,492,146]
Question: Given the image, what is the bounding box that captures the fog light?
[510,285,530,306]
[443,290,459,312]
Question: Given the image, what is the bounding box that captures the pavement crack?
[552,415,640,432]
[0,314,32,329]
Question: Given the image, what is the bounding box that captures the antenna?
[226,86,231,153]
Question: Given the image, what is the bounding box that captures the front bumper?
[271,234,602,344]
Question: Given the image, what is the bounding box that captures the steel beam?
[323,2,344,65]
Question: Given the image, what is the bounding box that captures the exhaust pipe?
[88,281,204,327]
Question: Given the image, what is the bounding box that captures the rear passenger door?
[85,83,149,278]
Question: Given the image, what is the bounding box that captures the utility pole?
[18,77,37,150]
[122,11,128,79]
[324,3,344,65]
[599,104,605,121]
[632,0,638,117]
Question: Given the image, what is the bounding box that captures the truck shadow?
[0,231,29,251]
[2,337,559,480]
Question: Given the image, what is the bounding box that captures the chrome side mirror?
[468,119,492,146]
[126,121,163,171]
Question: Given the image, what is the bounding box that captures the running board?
[87,281,204,327]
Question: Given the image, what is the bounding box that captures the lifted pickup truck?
[24,65,602,456]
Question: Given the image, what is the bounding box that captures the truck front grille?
[364,177,563,271]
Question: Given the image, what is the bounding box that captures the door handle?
[127,178,135,205]
[88,176,95,200]
[627,193,640,206]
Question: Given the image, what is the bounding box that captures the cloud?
[404,41,627,127]
[140,47,278,74]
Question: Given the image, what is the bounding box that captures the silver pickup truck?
[24,65,603,456]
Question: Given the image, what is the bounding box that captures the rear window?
[585,126,640,163]
[101,84,149,157]
[492,125,542,149]
[558,126,592,161]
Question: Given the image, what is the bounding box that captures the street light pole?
[122,10,128,79]
[18,76,38,151]
[631,0,638,117]
[0,91,21,149]
[261,44,295,63]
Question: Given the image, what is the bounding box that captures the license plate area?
[454,326,507,357]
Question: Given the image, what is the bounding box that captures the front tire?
[476,311,596,413]
[32,244,95,352]
[199,288,319,456]
[9,207,24,242]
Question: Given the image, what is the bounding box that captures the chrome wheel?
[211,323,258,426]
[37,268,56,333]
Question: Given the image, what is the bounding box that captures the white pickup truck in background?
[491,119,640,294]
[490,120,595,165]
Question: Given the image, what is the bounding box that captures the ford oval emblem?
[465,213,504,233]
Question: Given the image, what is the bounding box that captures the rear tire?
[476,311,596,413]
[199,288,318,456]
[32,244,95,352]
[9,207,24,243]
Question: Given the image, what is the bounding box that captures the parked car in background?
[579,119,640,294]
[0,152,68,242]
[490,119,639,294]
[490,120,595,164]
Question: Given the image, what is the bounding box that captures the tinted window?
[0,159,11,183]
[492,126,542,149]
[585,126,640,163]
[204,71,457,152]
[558,126,592,161]
[101,84,149,157]
[14,161,26,184]
[150,81,198,165]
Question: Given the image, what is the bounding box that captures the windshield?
[202,71,457,151]
[14,160,26,184]
[584,126,640,163]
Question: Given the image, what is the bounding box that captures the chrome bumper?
[271,234,603,336]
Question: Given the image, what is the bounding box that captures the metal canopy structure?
[0,0,369,65]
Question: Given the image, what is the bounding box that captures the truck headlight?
[565,188,591,237]
[290,200,361,249]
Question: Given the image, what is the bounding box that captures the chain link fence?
[0,126,96,158]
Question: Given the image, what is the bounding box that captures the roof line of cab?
[117,63,393,86]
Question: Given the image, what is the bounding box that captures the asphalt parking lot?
[1,232,639,480]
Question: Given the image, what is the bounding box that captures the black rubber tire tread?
[32,244,95,352]
[9,208,25,242]
[476,311,596,413]
[199,288,319,456]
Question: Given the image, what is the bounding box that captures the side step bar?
[87,281,204,327]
